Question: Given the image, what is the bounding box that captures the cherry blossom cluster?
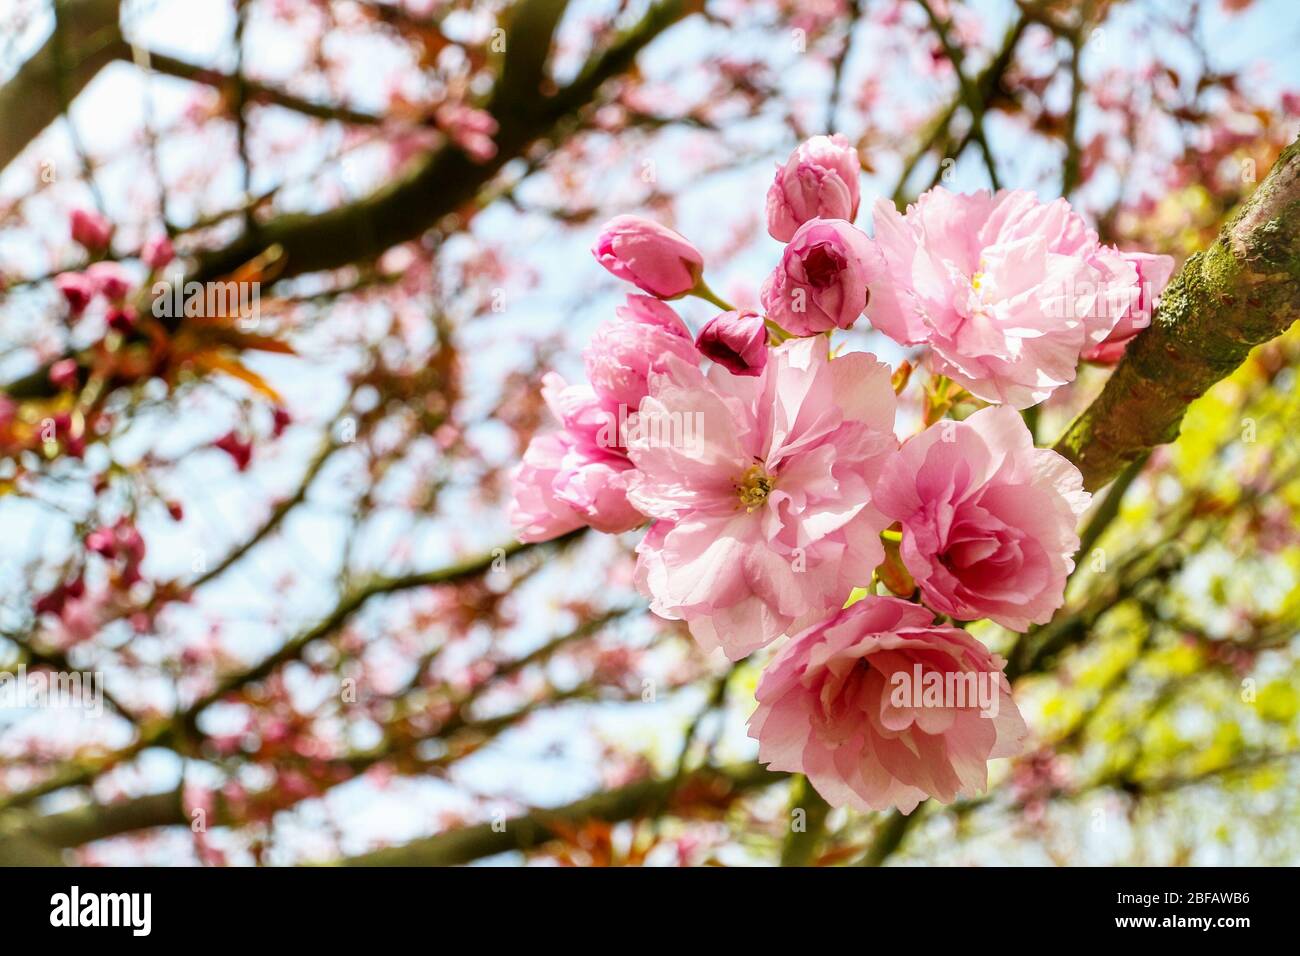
[510,134,1174,814]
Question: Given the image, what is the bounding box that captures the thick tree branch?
[188,0,691,285]
[1056,134,1300,491]
[2,0,695,401]
[0,0,122,174]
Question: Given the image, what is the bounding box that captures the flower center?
[736,464,776,511]
[802,243,845,288]
[970,271,986,292]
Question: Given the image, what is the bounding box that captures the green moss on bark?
[1057,134,1300,491]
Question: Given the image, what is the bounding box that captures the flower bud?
[592,216,704,299]
[695,310,768,376]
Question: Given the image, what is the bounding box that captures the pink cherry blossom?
[766,134,862,242]
[49,358,79,391]
[695,309,768,376]
[760,218,873,336]
[510,373,643,542]
[874,405,1091,631]
[85,261,133,300]
[434,103,499,162]
[45,588,111,649]
[747,594,1028,814]
[592,216,704,299]
[1082,250,1177,363]
[70,208,112,251]
[626,336,897,660]
[584,295,698,411]
[864,187,1136,407]
[142,234,176,270]
[54,272,94,314]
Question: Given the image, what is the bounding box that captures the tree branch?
[335,762,784,866]
[2,0,696,401]
[1056,134,1300,491]
[0,0,122,174]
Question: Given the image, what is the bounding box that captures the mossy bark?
[1057,134,1300,491]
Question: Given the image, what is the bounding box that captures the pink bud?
[215,431,254,471]
[142,234,175,270]
[70,208,112,251]
[54,272,95,314]
[49,358,80,391]
[107,306,138,334]
[766,135,862,242]
[434,103,499,163]
[272,407,292,437]
[85,527,117,557]
[695,310,768,377]
[85,261,132,300]
[760,218,873,336]
[592,216,704,299]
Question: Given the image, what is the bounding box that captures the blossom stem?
[691,279,793,344]
[689,280,735,312]
[764,319,792,344]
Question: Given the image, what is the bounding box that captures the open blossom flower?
[766,134,861,242]
[747,595,1028,814]
[1082,250,1177,363]
[695,309,768,377]
[874,405,1091,631]
[592,216,704,299]
[864,187,1136,408]
[627,336,897,660]
[584,295,698,411]
[760,218,873,336]
[510,373,643,542]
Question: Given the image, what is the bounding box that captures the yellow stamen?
[737,464,776,511]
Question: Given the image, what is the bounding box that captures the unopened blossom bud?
[695,310,768,376]
[55,272,95,314]
[760,218,873,335]
[766,134,862,242]
[592,216,704,299]
[85,527,117,557]
[86,261,132,300]
[107,306,137,334]
[70,208,112,251]
[142,234,175,270]
[49,358,80,391]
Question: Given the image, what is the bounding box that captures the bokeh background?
[1,0,1299,865]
